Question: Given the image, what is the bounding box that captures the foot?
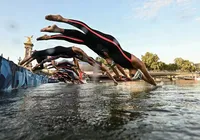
[36,34,50,41]
[40,25,60,33]
[45,14,64,21]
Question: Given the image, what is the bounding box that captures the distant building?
[21,36,34,69]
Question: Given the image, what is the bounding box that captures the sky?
[0,0,200,64]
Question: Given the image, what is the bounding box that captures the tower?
[23,36,34,69]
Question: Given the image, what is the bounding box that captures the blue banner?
[0,56,48,91]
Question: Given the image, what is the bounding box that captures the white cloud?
[134,0,195,19]
[135,0,173,19]
[195,17,200,22]
[176,0,192,4]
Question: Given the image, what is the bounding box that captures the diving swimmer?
[37,26,130,81]
[37,14,156,86]
[19,46,118,85]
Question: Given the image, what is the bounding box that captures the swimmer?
[19,46,118,85]
[47,59,83,81]
[37,27,130,81]
[37,14,156,86]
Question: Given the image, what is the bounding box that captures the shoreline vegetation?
[88,52,200,81]
[95,52,199,73]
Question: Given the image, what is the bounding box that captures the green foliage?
[174,57,184,69]
[141,52,160,70]
[95,53,197,72]
[195,64,200,71]
[141,53,196,72]
[181,60,196,72]
[141,52,166,71]
[157,61,166,71]
[174,58,196,72]
[165,63,178,71]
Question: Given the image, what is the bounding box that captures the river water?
[0,80,200,140]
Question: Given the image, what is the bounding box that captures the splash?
[92,63,100,83]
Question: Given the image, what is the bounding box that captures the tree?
[174,57,184,69]
[157,61,166,71]
[181,60,196,72]
[165,63,178,71]
[174,57,196,72]
[141,52,160,70]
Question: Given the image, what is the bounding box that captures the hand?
[126,77,132,81]
[114,80,118,86]
[116,76,126,81]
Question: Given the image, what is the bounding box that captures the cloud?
[176,0,192,4]
[135,0,173,19]
[195,17,200,22]
[134,0,195,19]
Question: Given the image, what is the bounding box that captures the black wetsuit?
[35,56,47,69]
[49,29,108,59]
[45,19,133,69]
[32,46,95,69]
[60,69,79,80]
[55,60,79,76]
[32,46,76,58]
[56,60,75,68]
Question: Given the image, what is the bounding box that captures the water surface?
[0,80,200,140]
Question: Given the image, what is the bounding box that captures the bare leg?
[45,15,91,34]
[36,34,52,41]
[38,28,85,45]
[40,25,64,33]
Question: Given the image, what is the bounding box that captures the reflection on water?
[0,80,200,140]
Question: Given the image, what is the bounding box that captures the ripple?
[0,82,200,139]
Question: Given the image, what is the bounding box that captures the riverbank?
[84,70,199,81]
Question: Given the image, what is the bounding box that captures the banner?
[0,56,48,91]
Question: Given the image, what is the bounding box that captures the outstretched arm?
[73,58,81,71]
[99,64,118,85]
[32,55,62,70]
[72,47,118,85]
[116,64,131,80]
[73,57,84,77]
[105,56,130,81]
[19,55,35,66]
[131,55,156,86]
